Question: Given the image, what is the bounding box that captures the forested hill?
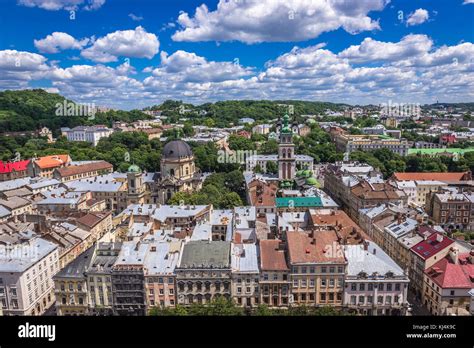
[0,89,151,136]
[149,100,349,127]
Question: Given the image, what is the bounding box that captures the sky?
[0,0,473,109]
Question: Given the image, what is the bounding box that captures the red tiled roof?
[425,252,474,289]
[259,239,288,271]
[393,172,470,181]
[35,154,70,169]
[0,160,30,174]
[411,233,454,260]
[310,210,370,245]
[287,231,346,264]
[55,161,112,177]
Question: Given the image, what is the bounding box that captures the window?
[329,267,335,273]
[358,296,365,304]
[237,287,242,294]
[10,288,17,296]
[337,266,343,273]
[169,289,174,295]
[377,296,383,304]
[273,273,278,281]
[293,279,298,287]
[368,283,373,291]
[309,279,315,288]
[321,267,327,273]
[386,283,392,291]
[321,278,327,287]
[450,290,455,296]
[395,283,400,291]
[351,283,356,291]
[301,279,307,287]
[378,283,384,291]
[329,279,335,287]
[263,273,269,281]
[301,267,307,274]
[359,283,365,291]
[385,296,391,304]
[350,295,356,305]
[320,293,326,301]
[367,295,373,304]
[309,267,315,273]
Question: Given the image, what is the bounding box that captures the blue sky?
[0,0,473,109]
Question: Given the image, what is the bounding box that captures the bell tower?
[278,114,296,181]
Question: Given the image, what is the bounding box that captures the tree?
[220,192,243,208]
[266,161,278,174]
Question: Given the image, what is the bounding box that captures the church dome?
[162,140,193,159]
[128,164,141,173]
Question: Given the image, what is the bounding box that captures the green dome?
[127,164,141,173]
[305,177,318,186]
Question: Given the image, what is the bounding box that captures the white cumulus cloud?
[81,26,159,63]
[34,32,89,53]
[172,0,389,43]
[17,0,105,11]
[406,8,429,26]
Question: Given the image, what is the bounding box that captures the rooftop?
[54,246,94,279]
[179,240,231,269]
[425,252,474,289]
[259,239,288,271]
[287,230,346,264]
[411,233,455,260]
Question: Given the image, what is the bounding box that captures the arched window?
[170,168,175,177]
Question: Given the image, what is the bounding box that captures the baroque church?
[126,138,205,205]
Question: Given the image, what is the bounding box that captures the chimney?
[436,233,444,243]
[449,247,459,264]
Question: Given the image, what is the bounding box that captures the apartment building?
[410,233,455,298]
[423,249,474,315]
[0,160,30,182]
[287,231,346,307]
[175,241,232,305]
[111,241,147,316]
[53,161,113,182]
[86,242,121,315]
[53,247,94,315]
[425,190,474,231]
[259,239,290,307]
[231,243,260,308]
[0,232,59,315]
[329,128,409,155]
[344,242,409,315]
[144,241,181,309]
[27,154,71,178]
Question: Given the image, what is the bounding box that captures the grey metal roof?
[0,236,58,273]
[344,241,405,278]
[231,243,259,273]
[54,246,94,279]
[179,240,231,269]
[162,140,193,159]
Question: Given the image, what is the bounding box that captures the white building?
[344,241,410,316]
[61,126,114,146]
[0,231,60,315]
